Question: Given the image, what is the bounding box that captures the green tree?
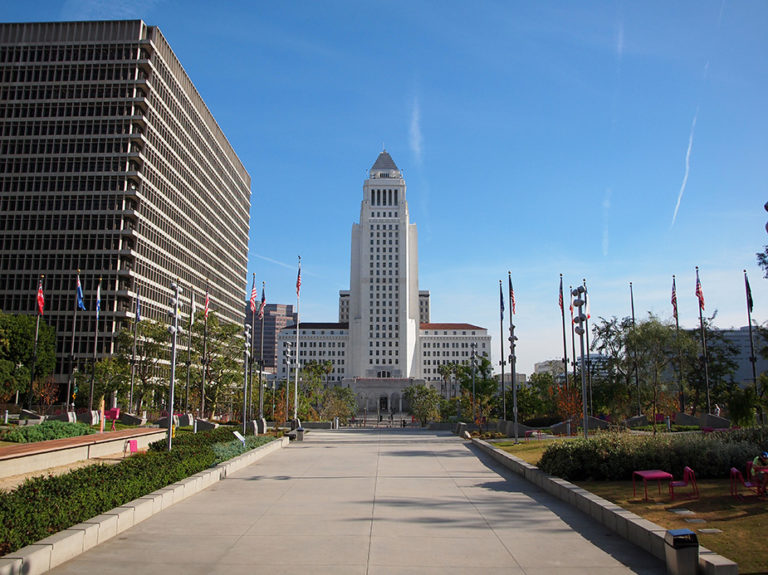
[320,386,357,423]
[114,317,170,413]
[403,383,441,426]
[0,311,56,407]
[455,356,499,423]
[195,314,242,420]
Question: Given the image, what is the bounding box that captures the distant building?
[718,326,768,386]
[278,151,490,411]
[246,304,297,372]
[0,21,250,387]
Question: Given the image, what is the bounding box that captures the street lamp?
[166,281,182,451]
[572,285,589,440]
[470,343,477,425]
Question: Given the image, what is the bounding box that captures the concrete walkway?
[49,429,664,575]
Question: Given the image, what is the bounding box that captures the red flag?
[36,279,44,316]
[204,290,210,319]
[671,276,678,320]
[249,275,257,313]
[695,269,705,311]
[558,277,563,311]
[508,274,516,315]
[258,284,266,320]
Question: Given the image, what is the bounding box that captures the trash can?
[296,428,304,441]
[664,529,698,575]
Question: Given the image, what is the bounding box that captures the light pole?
[243,325,251,435]
[166,281,182,451]
[572,285,589,440]
[283,341,292,423]
[470,343,477,425]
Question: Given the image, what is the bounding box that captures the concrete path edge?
[0,436,290,575]
[471,438,738,575]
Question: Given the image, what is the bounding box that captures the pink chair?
[730,467,760,498]
[123,439,138,457]
[669,466,699,500]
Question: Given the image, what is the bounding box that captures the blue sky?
[4,1,767,375]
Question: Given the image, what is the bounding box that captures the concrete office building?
[246,303,298,372]
[0,21,250,386]
[278,151,489,412]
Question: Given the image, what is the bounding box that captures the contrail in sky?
[409,97,423,165]
[253,253,296,270]
[671,108,698,228]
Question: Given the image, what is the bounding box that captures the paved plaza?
[49,429,665,574]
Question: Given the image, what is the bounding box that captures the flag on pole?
[95,279,101,322]
[296,260,302,296]
[509,275,516,315]
[37,278,45,316]
[76,274,86,311]
[695,269,705,311]
[671,276,678,320]
[558,276,564,311]
[499,281,505,320]
[249,275,257,313]
[204,290,210,319]
[569,289,574,323]
[190,292,196,326]
[258,284,266,320]
[136,293,141,323]
[745,272,754,314]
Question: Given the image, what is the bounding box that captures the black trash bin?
[664,529,698,575]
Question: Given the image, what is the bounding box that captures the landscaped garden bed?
[0,428,274,556]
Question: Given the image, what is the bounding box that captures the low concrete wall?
[0,431,167,478]
[0,436,289,575]
[471,438,737,575]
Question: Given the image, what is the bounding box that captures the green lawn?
[493,440,767,574]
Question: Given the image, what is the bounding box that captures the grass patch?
[495,440,767,574]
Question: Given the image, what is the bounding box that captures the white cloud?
[409,97,423,165]
[671,108,698,228]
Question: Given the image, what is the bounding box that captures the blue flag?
[136,294,141,323]
[76,274,86,311]
[96,281,101,321]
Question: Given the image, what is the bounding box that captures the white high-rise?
[348,150,421,379]
[278,150,490,411]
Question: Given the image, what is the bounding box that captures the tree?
[757,246,768,278]
[194,314,242,420]
[114,317,170,413]
[455,356,499,422]
[590,316,634,419]
[320,386,357,423]
[0,311,55,407]
[403,383,441,426]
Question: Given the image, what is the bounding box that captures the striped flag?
[36,278,45,316]
[204,289,210,319]
[296,260,302,296]
[509,274,516,315]
[695,269,705,311]
[258,284,266,320]
[671,276,678,320]
[558,276,564,311]
[249,275,257,313]
[76,274,86,311]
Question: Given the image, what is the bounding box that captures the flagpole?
[89,277,101,412]
[249,273,257,420]
[27,275,44,410]
[130,281,139,413]
[569,286,577,386]
[499,280,506,422]
[630,282,641,416]
[508,272,518,443]
[696,267,711,414]
[200,281,209,420]
[258,281,266,421]
[744,270,760,423]
[672,276,684,413]
[583,279,592,416]
[184,289,194,413]
[559,275,569,390]
[68,271,80,412]
[294,257,301,423]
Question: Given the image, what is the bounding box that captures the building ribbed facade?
[0,21,250,384]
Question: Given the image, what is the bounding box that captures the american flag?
[36,278,45,316]
[558,276,563,312]
[695,269,705,311]
[671,276,678,320]
[258,284,266,320]
[509,274,516,315]
[249,275,257,313]
[296,260,302,296]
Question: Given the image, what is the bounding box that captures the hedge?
[537,430,767,481]
[1,421,96,443]
[0,430,274,555]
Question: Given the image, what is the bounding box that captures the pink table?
[633,469,673,501]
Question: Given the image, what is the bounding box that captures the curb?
[0,436,289,575]
[471,438,738,575]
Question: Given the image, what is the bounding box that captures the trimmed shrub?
[0,429,274,555]
[538,431,763,481]
[1,421,96,443]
